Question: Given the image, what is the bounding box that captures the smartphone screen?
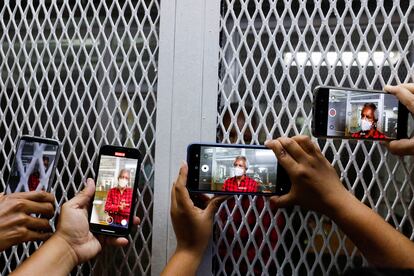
[312,86,408,140]
[6,136,61,193]
[89,145,141,236]
[186,143,290,196]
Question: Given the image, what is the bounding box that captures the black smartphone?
[6,135,61,194]
[312,86,409,140]
[89,145,141,236]
[186,143,291,196]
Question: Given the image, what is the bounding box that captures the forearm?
[12,234,78,275]
[161,248,204,276]
[105,201,118,213]
[326,191,414,268]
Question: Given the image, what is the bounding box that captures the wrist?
[173,247,205,269]
[10,234,79,275]
[52,232,80,267]
[323,189,359,219]
[162,247,205,276]
[175,245,206,260]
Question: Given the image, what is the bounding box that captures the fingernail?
[86,178,94,186]
[280,149,286,157]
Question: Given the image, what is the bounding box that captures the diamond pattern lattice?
[215,1,414,275]
[0,1,159,275]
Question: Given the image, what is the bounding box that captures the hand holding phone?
[312,86,409,140]
[385,83,414,155]
[11,179,140,276]
[162,163,227,276]
[89,145,141,236]
[186,143,291,196]
[266,136,348,214]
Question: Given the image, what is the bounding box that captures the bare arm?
[266,136,414,268]
[327,191,414,268]
[12,179,139,275]
[11,234,78,275]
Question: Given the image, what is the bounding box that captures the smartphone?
[186,143,291,196]
[312,86,409,140]
[89,145,141,236]
[6,135,61,194]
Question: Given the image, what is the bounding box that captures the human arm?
[0,191,55,251]
[161,163,227,276]
[12,179,140,275]
[104,189,119,213]
[384,83,414,155]
[222,178,228,191]
[119,189,132,215]
[250,178,258,192]
[266,136,414,268]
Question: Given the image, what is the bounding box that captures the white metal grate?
[215,0,414,275]
[0,0,159,275]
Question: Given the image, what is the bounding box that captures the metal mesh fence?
[0,0,159,274]
[214,0,414,275]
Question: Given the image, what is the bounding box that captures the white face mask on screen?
[360,118,372,131]
[234,167,245,177]
[118,179,129,188]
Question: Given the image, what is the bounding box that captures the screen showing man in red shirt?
[104,169,133,228]
[28,156,50,191]
[351,103,386,139]
[222,156,258,192]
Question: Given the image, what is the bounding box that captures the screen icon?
[201,164,209,172]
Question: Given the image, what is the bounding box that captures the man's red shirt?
[28,172,40,191]
[222,175,258,192]
[351,129,386,139]
[104,187,133,225]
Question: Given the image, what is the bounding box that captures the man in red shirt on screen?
[104,169,133,227]
[222,156,258,192]
[351,103,386,139]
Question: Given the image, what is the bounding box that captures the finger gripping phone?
[312,86,409,140]
[89,145,141,236]
[6,135,61,194]
[186,143,291,196]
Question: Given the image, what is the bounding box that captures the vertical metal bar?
[152,0,220,275]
